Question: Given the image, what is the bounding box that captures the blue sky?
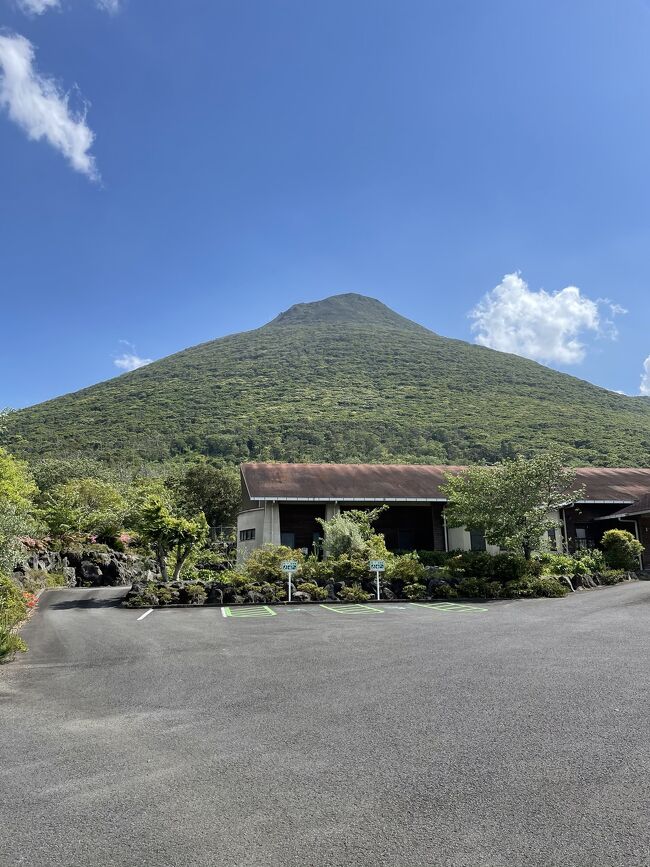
[2,0,650,408]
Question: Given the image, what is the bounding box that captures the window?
[281,532,295,548]
[470,529,487,552]
[239,528,255,542]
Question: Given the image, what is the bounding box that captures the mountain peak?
[266,292,430,331]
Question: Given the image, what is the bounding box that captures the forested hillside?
[4,294,650,467]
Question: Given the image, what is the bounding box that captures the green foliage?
[0,629,27,660]
[431,583,458,599]
[167,462,240,529]
[137,498,209,581]
[41,478,127,543]
[402,582,427,600]
[503,576,570,598]
[444,551,535,582]
[317,506,387,560]
[388,553,426,584]
[338,582,371,602]
[296,581,328,600]
[0,449,36,573]
[443,451,583,559]
[244,544,304,583]
[601,529,644,571]
[6,295,650,468]
[598,570,627,586]
[300,555,334,585]
[182,583,207,605]
[0,574,28,625]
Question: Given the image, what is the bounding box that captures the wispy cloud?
[16,0,60,14]
[114,342,152,372]
[95,0,121,12]
[470,272,624,365]
[0,33,98,179]
[641,356,650,396]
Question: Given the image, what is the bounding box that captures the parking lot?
[1,583,650,866]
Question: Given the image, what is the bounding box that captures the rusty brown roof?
[241,463,650,503]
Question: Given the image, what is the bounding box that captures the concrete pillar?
[324,502,340,521]
[263,502,281,545]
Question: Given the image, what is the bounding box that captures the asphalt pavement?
[1,583,650,867]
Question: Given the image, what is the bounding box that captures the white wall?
[236,508,265,564]
[447,526,499,555]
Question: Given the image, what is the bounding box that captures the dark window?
[397,530,416,551]
[470,529,487,552]
[239,529,256,542]
[281,532,295,548]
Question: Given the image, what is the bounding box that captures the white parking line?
[137,608,153,621]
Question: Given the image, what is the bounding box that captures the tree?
[137,498,208,581]
[442,452,583,560]
[316,506,388,560]
[168,463,240,532]
[0,448,36,573]
[42,478,127,543]
[601,529,644,571]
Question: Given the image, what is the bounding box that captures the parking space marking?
[136,608,153,621]
[411,602,488,614]
[320,603,384,615]
[222,605,277,618]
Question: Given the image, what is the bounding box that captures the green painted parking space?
[222,605,277,618]
[410,602,488,614]
[319,603,384,615]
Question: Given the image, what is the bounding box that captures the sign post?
[281,559,299,603]
[368,559,385,602]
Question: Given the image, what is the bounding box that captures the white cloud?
[16,0,60,14]
[641,356,650,396]
[470,272,623,365]
[0,33,98,179]
[114,351,152,372]
[96,0,121,11]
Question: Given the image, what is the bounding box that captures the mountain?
[4,293,650,467]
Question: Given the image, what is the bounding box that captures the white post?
[288,571,292,603]
[376,570,381,601]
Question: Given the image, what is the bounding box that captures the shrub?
[431,582,458,599]
[403,582,427,600]
[504,577,569,598]
[416,550,452,567]
[456,577,484,598]
[45,572,68,588]
[296,582,328,600]
[388,553,426,584]
[126,582,159,607]
[329,554,371,585]
[156,585,174,605]
[338,583,371,602]
[598,570,627,586]
[0,574,28,626]
[601,530,644,571]
[299,556,334,585]
[244,545,304,583]
[0,629,27,661]
[183,583,207,605]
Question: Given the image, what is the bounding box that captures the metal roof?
[241,463,650,504]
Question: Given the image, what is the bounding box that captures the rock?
[62,566,77,587]
[245,590,266,604]
[381,586,395,600]
[80,561,103,583]
[207,585,224,605]
[292,591,311,602]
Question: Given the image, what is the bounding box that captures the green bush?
[456,577,484,598]
[183,583,207,605]
[402,582,427,600]
[431,583,458,599]
[156,585,174,605]
[598,570,627,586]
[601,530,644,571]
[45,572,68,588]
[126,582,159,607]
[338,583,371,602]
[244,545,304,583]
[416,550,452,567]
[0,575,28,626]
[296,582,328,600]
[299,556,334,585]
[388,553,426,584]
[329,554,371,585]
[504,577,569,598]
[0,628,27,661]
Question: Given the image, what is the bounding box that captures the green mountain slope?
[4,293,650,466]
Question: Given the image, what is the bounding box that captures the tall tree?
[0,447,37,573]
[138,498,208,581]
[169,463,240,531]
[442,452,583,559]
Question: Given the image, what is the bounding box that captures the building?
[236,462,650,567]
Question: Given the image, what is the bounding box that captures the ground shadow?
[47,593,127,611]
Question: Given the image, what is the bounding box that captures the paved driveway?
[1,584,650,867]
